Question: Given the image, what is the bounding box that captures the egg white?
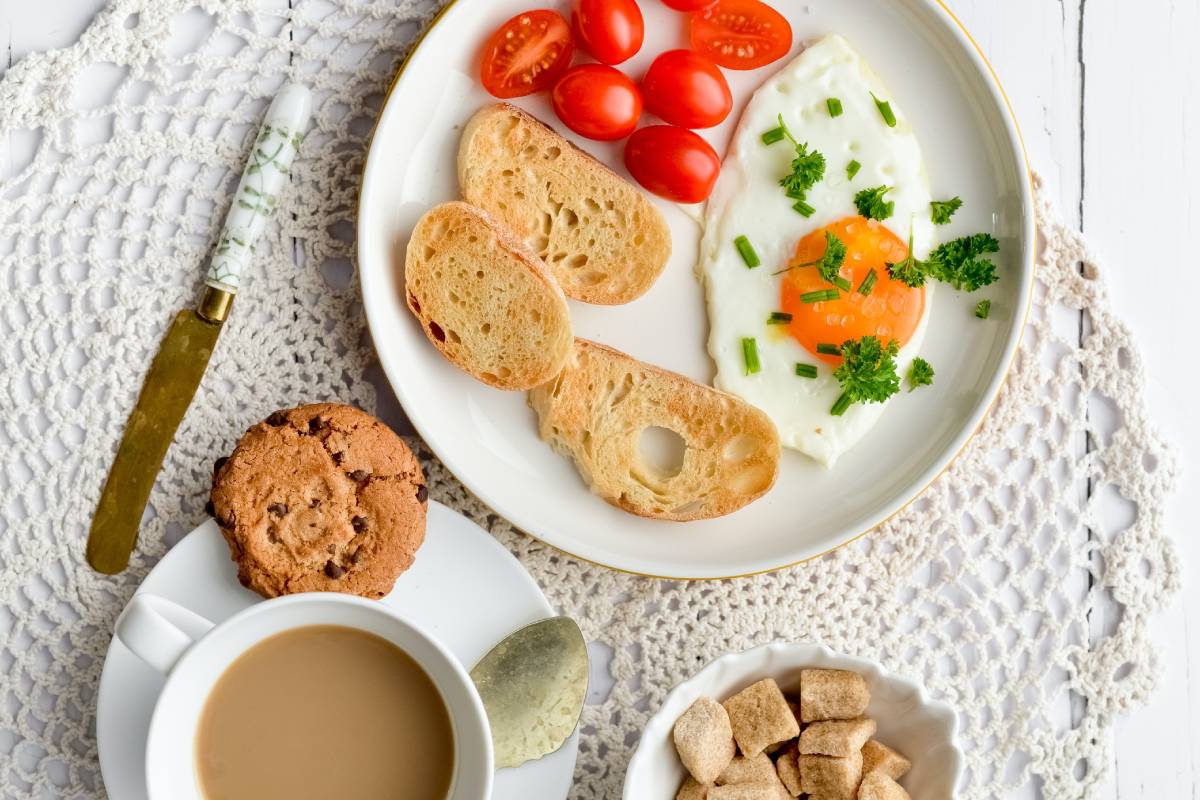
[698,35,935,467]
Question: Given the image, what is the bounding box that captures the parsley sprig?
[908,358,935,391]
[931,197,963,225]
[887,229,1001,293]
[774,231,847,286]
[775,115,826,207]
[855,186,895,221]
[831,336,902,415]
[886,228,930,288]
[928,233,1000,291]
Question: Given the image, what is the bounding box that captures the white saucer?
[96,501,578,799]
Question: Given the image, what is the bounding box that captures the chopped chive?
[826,98,844,118]
[801,289,839,304]
[762,126,786,145]
[846,160,862,180]
[832,275,852,292]
[795,363,818,379]
[830,392,853,416]
[742,337,761,375]
[793,199,816,217]
[767,312,793,325]
[817,342,842,356]
[734,235,761,269]
[871,93,897,127]
[858,268,878,296]
[975,299,992,319]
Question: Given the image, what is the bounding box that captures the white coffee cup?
[115,592,494,800]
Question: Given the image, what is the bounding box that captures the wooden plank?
[1081,0,1200,797]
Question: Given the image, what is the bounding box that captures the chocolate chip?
[309,498,321,508]
[267,526,280,544]
[213,456,229,475]
[326,544,336,555]
[268,502,288,517]
[349,548,363,564]
[266,411,288,426]
[204,500,215,516]
[351,516,368,533]
[308,417,328,434]
[324,560,345,579]
[349,470,369,482]
[415,484,428,503]
[332,451,344,465]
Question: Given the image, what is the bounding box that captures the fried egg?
[698,35,935,467]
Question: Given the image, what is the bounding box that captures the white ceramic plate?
[624,642,964,799]
[96,501,578,799]
[357,0,1034,578]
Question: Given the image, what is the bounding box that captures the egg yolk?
[779,216,925,365]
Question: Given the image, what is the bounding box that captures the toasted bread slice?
[529,340,780,520]
[405,202,572,390]
[458,103,672,305]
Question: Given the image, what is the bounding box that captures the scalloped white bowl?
[624,643,964,799]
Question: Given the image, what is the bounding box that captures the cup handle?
[115,594,216,675]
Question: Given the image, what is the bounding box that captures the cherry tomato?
[479,10,575,99]
[624,125,720,203]
[661,0,716,9]
[641,50,732,129]
[690,0,793,70]
[552,65,643,141]
[572,0,645,65]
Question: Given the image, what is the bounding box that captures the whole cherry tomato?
[552,65,644,141]
[624,125,721,203]
[641,50,732,129]
[479,10,575,99]
[661,0,716,9]
[690,0,793,70]
[572,0,645,65]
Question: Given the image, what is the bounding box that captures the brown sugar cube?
[861,740,911,780]
[799,751,864,800]
[709,782,790,800]
[799,669,870,722]
[775,744,803,796]
[722,679,801,756]
[674,697,737,783]
[717,753,777,785]
[799,717,877,756]
[858,771,911,800]
[677,775,712,800]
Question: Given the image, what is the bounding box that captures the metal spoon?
[470,616,589,769]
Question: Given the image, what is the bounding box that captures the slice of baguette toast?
[458,103,672,306]
[405,201,572,391]
[529,340,780,521]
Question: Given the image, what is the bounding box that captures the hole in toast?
[638,427,686,480]
[546,145,562,159]
[408,293,421,314]
[730,464,772,495]
[422,245,435,260]
[428,321,446,342]
[446,329,461,345]
[566,254,589,269]
[672,500,704,517]
[562,208,579,227]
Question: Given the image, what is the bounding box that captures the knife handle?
[204,83,313,297]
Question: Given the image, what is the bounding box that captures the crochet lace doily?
[0,1,1180,798]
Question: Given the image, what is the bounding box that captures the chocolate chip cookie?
[210,403,427,599]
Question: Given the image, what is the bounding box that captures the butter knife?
[86,83,313,574]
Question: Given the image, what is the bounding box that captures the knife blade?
[86,83,313,574]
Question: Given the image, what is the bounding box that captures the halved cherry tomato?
[690,0,792,70]
[552,65,643,141]
[572,0,645,65]
[661,0,716,9]
[479,10,575,99]
[624,125,720,203]
[641,50,732,129]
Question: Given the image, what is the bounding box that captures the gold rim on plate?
[357,0,1037,581]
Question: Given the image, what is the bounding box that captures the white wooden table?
[1,0,1194,796]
